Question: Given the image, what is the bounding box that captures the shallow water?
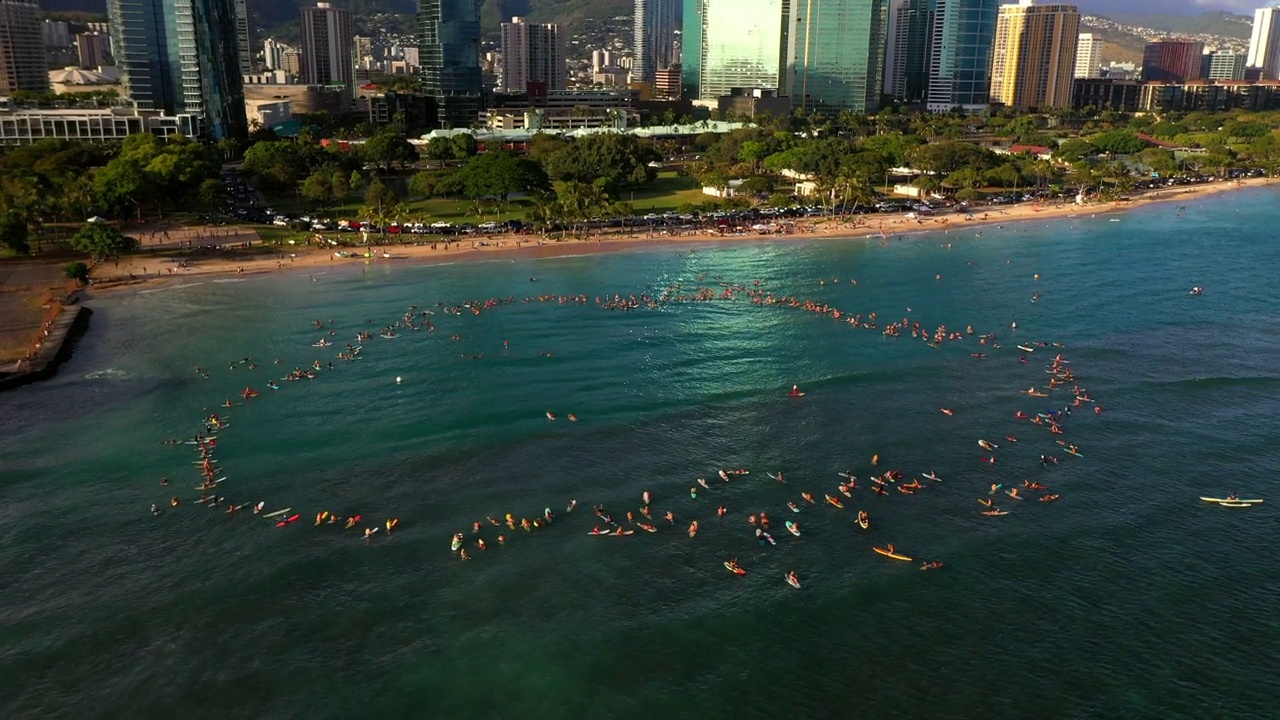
[2,189,1278,719]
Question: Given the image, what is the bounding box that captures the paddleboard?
[1199,497,1262,504]
[839,487,852,498]
[613,529,635,536]
[785,574,801,589]
[262,508,291,519]
[274,514,300,527]
[981,510,1009,516]
[1005,490,1024,500]
[1219,502,1253,507]
[193,477,226,490]
[872,547,913,562]
[762,532,776,546]
[838,472,856,479]
[1066,449,1084,458]
[825,495,844,509]
[856,514,869,530]
[1018,345,1034,352]
[922,473,941,482]
[785,521,800,537]
[724,562,746,575]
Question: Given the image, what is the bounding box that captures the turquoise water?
[2,190,1279,719]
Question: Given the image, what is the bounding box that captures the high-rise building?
[0,0,48,93]
[42,19,71,48]
[107,0,247,140]
[634,0,677,84]
[500,16,564,93]
[684,0,794,102]
[1074,32,1101,78]
[792,0,888,113]
[300,3,354,93]
[234,0,252,74]
[988,0,1079,109]
[1142,39,1203,83]
[263,37,287,71]
[926,0,999,111]
[884,0,935,102]
[418,0,483,128]
[1247,6,1280,80]
[76,31,111,69]
[1201,50,1246,81]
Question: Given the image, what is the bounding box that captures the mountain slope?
[1103,11,1253,39]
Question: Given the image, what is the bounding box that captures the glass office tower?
[418,0,483,129]
[686,0,794,101]
[884,0,935,102]
[792,0,887,113]
[926,0,998,112]
[108,0,246,140]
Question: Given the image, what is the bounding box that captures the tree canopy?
[542,133,660,192]
[453,151,551,201]
[69,223,139,260]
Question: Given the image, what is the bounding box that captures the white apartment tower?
[500,16,564,93]
[1074,32,1101,78]
[1247,6,1280,79]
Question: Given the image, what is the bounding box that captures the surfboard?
[261,508,292,519]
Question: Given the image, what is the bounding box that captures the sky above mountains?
[1075,0,1260,15]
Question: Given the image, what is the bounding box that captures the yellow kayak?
[873,546,913,562]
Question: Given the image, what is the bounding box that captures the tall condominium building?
[0,0,49,93]
[418,0,483,128]
[42,19,71,48]
[792,0,888,113]
[500,16,564,93]
[634,0,677,84]
[107,0,247,140]
[1247,6,1280,80]
[1074,32,1101,78]
[988,0,1079,109]
[1201,50,1245,81]
[234,0,252,74]
[1141,39,1204,83]
[683,0,794,102]
[884,0,935,102]
[263,37,287,71]
[75,31,110,69]
[926,0,999,111]
[300,3,354,93]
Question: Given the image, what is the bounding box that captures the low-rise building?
[0,98,198,144]
[1071,78,1143,112]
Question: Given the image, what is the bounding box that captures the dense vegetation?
[5,106,1280,257]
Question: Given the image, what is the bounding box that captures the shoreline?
[48,175,1280,298]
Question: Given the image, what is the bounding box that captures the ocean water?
[2,190,1279,719]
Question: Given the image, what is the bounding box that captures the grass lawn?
[622,172,706,213]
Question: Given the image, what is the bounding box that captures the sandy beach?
[76,176,1271,298]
